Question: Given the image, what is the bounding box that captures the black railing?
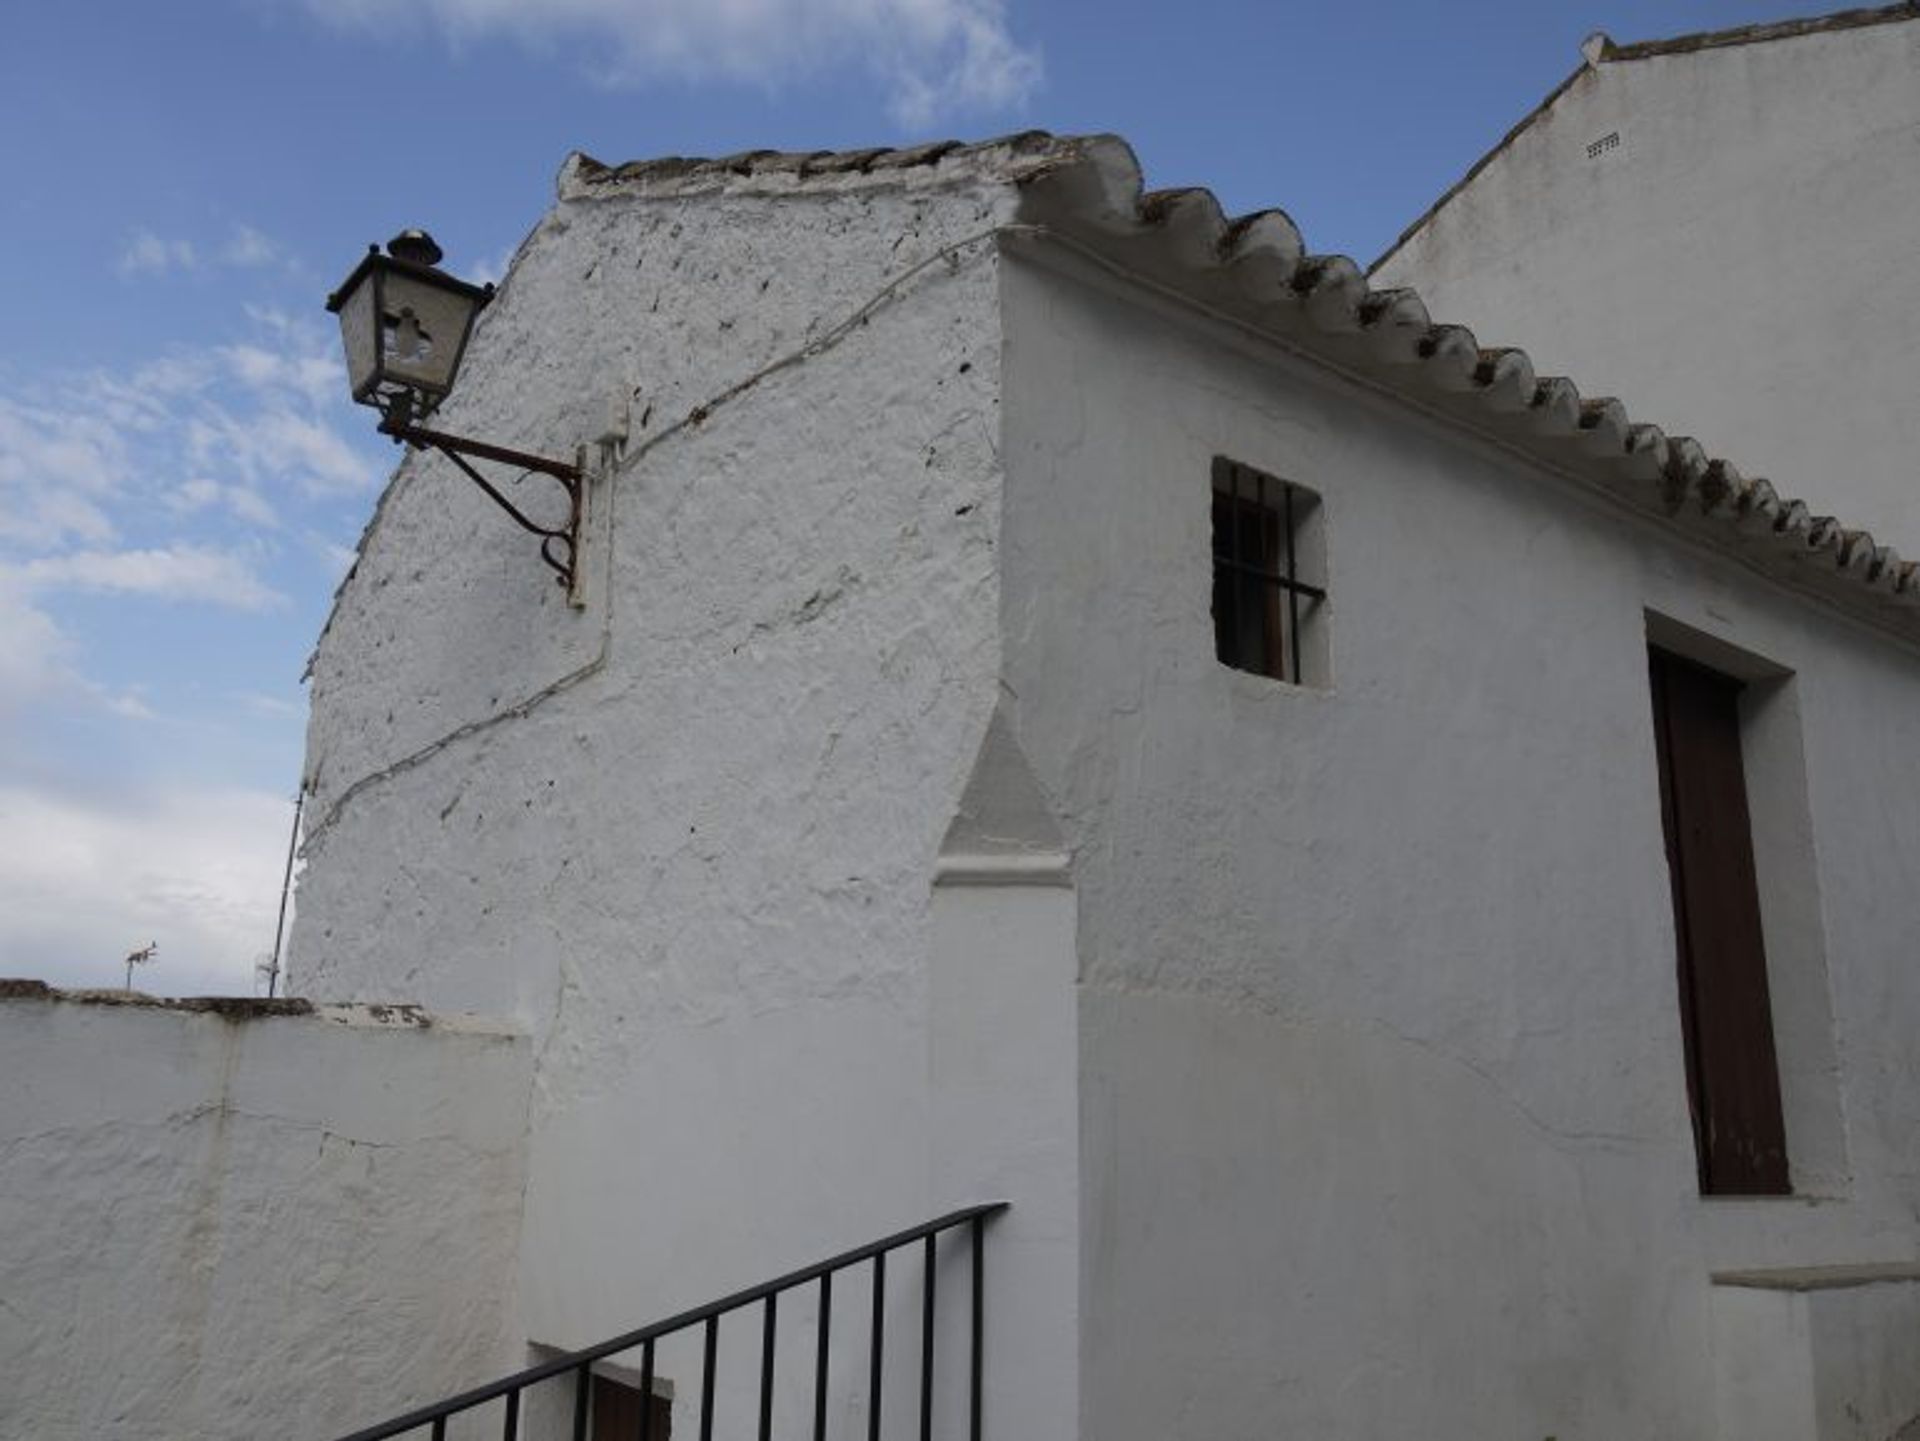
[333,1203,1009,1441]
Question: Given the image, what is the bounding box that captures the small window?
[593,1372,671,1441]
[1211,457,1326,685]
[1648,646,1790,1195]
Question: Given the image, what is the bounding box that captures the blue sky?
[0,0,1842,993]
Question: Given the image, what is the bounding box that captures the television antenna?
[124,941,158,992]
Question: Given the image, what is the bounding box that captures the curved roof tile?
[559,130,1920,641]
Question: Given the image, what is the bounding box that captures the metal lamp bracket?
[381,417,586,607]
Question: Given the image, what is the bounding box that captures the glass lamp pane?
[335,274,381,401]
[379,269,480,399]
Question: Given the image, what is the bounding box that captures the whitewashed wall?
[1373,19,1920,549]
[998,251,1920,1440]
[0,987,529,1441]
[284,139,1920,1440]
[293,159,1025,1434]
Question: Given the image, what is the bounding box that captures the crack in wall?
[303,226,1006,853]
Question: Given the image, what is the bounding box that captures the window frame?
[1210,456,1325,686]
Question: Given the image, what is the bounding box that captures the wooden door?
[1648,648,1790,1195]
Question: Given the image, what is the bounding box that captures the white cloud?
[199,407,372,496]
[299,0,1040,126]
[0,781,294,995]
[99,689,158,721]
[175,476,223,512]
[0,581,72,716]
[236,690,305,719]
[0,397,126,546]
[17,545,284,611]
[222,225,279,268]
[308,532,360,581]
[117,225,289,280]
[117,228,198,278]
[226,486,280,527]
[221,342,342,409]
[171,476,277,526]
[0,311,371,565]
[468,245,516,289]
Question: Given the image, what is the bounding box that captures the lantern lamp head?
[326,229,494,427]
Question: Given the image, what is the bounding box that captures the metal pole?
[268,788,304,999]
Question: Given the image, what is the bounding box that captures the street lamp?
[328,230,585,599]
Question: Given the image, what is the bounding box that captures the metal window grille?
[1211,458,1324,685]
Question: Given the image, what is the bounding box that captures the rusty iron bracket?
[381,418,583,597]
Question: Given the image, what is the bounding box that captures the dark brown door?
[1648,648,1790,1195]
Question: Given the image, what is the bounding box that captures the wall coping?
[0,980,519,1035]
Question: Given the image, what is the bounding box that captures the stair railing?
[332,1202,1010,1441]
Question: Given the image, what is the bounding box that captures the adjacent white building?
[8,81,1920,1441]
[1372,2,1920,544]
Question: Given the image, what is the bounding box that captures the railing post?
[869,1251,886,1441]
[700,1316,719,1441]
[637,1341,655,1441]
[813,1272,832,1441]
[921,1233,938,1441]
[970,1212,985,1441]
[572,1363,590,1441]
[759,1294,777,1441]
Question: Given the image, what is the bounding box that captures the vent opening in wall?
[1586,130,1622,160]
[1211,457,1328,687]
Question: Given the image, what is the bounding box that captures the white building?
[7,117,1920,1441]
[1372,2,1920,545]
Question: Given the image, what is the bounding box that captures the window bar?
[868,1252,886,1441]
[431,1419,446,1441]
[969,1214,985,1441]
[700,1317,719,1441]
[572,1364,591,1441]
[638,1342,656,1441]
[759,1294,778,1441]
[813,1273,832,1441]
[1284,481,1300,685]
[1255,466,1272,678]
[920,1233,937,1441]
[1230,463,1245,672]
[501,1387,520,1441]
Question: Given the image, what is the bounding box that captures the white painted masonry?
[1373,7,1920,547]
[998,242,1920,1440]
[0,987,529,1441]
[295,143,1026,1440]
[17,114,1920,1440]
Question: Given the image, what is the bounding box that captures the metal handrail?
[332,1201,1010,1441]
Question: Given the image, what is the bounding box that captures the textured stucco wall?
[292,160,1018,1431]
[282,134,1920,1440]
[1373,20,1920,549]
[998,250,1920,1440]
[0,991,529,1441]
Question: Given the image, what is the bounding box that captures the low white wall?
[0,985,531,1441]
